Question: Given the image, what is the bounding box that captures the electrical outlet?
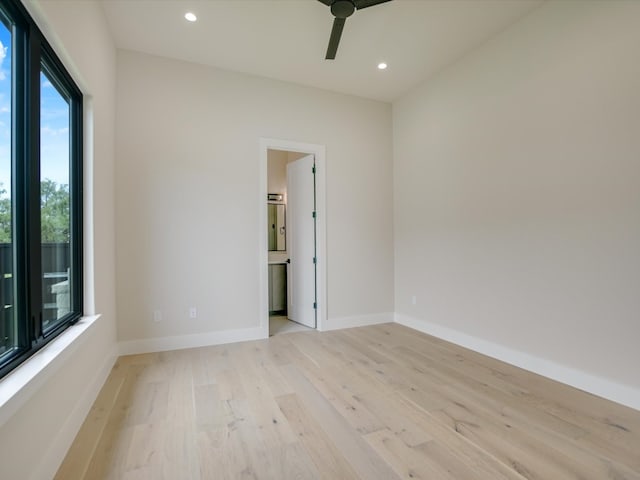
[411,295,417,305]
[153,310,162,322]
[189,307,197,319]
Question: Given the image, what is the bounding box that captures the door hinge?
[313,257,317,264]
[312,165,316,174]
[312,211,316,219]
[313,302,317,309]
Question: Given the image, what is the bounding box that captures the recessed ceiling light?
[184,12,197,22]
[377,62,388,70]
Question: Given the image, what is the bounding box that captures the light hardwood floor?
[56,324,640,479]
[269,316,312,336]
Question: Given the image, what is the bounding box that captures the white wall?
[267,149,289,197]
[266,149,308,203]
[116,50,393,346]
[393,0,640,398]
[0,1,117,479]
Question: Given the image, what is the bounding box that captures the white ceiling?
[100,0,544,102]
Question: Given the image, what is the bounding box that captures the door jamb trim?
[259,138,327,337]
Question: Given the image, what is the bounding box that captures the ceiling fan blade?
[353,0,392,10]
[325,17,346,59]
[317,0,332,5]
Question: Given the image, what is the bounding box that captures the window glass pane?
[40,69,70,330]
[0,2,82,378]
[0,19,16,358]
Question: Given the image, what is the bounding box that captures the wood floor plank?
[234,344,298,447]
[275,442,323,479]
[391,335,640,471]
[276,393,360,479]
[364,428,454,480]
[54,360,127,480]
[392,342,590,439]
[387,323,640,441]
[433,395,614,480]
[368,388,527,480]
[356,391,434,448]
[435,382,640,479]
[279,362,401,479]
[197,407,256,479]
[56,324,640,479]
[81,363,146,479]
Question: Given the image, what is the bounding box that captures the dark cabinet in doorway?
[268,263,287,315]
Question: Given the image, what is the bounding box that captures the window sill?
[0,314,101,429]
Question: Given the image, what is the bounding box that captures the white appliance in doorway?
[286,154,317,328]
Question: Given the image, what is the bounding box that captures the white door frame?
[259,138,327,337]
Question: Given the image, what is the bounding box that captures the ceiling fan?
[318,0,392,60]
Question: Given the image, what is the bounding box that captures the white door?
[287,154,316,328]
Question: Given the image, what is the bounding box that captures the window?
[0,0,83,379]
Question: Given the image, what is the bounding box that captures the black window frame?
[0,0,83,379]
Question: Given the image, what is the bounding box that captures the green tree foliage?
[0,179,69,243]
[0,184,10,243]
[41,179,70,243]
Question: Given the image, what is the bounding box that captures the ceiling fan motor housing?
[331,0,356,18]
[322,0,391,59]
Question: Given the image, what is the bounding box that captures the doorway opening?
[259,139,326,337]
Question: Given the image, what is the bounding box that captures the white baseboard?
[395,313,640,412]
[118,326,266,356]
[320,312,394,332]
[34,345,117,480]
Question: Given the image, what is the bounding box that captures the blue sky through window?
[0,21,10,197]
[40,70,70,188]
[0,22,70,198]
